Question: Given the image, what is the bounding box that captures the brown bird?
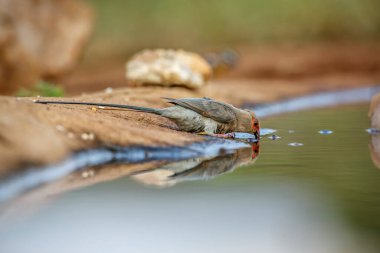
[34,97,260,139]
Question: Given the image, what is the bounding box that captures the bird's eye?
[254,122,258,126]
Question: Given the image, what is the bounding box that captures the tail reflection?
[132,142,260,187]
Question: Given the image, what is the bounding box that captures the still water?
[1,103,380,253]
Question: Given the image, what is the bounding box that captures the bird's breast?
[161,106,219,134]
[202,117,219,134]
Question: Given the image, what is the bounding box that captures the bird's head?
[247,110,260,140]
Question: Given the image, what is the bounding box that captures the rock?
[369,93,380,129]
[126,49,212,89]
[0,0,93,93]
[0,98,69,177]
[369,93,380,169]
[370,134,380,169]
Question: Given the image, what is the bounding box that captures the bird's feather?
[163,97,236,123]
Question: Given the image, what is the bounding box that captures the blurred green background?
[84,0,380,60]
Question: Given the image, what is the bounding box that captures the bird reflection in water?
[132,142,260,187]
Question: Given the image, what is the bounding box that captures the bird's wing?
[170,154,236,180]
[163,97,236,123]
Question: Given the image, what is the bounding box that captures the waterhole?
[1,103,379,253]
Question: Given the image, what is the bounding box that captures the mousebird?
[34,97,260,139]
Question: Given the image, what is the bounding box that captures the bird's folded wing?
[163,98,236,123]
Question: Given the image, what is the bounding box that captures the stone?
[0,0,93,93]
[370,134,380,169]
[126,49,212,89]
[369,93,380,129]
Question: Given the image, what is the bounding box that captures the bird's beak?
[254,131,260,140]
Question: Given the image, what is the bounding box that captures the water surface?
[1,103,379,253]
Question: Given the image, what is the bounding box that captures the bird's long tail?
[34,100,161,114]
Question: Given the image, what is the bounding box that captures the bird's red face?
[251,142,260,160]
[251,114,260,140]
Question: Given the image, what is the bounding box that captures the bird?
[34,97,260,140]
